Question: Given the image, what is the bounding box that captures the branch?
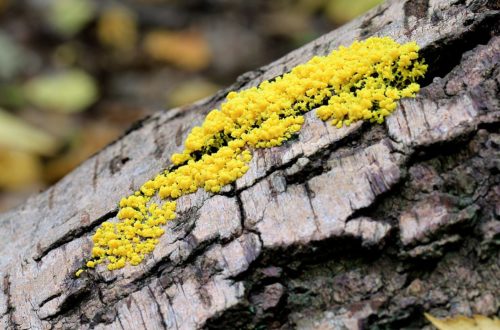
[0,0,498,328]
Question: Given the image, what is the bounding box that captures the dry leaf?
[326,0,384,24]
[97,5,138,51]
[259,10,312,38]
[167,79,219,108]
[143,30,212,71]
[425,313,500,330]
[0,148,42,190]
[24,69,98,113]
[0,0,9,14]
[43,121,121,183]
[0,108,59,155]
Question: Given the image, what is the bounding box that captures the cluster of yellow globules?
[76,37,426,276]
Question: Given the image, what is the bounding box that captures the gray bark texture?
[1,0,499,329]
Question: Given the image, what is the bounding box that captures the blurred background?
[0,0,383,212]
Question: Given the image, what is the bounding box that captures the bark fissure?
[2,274,14,328]
[147,286,168,330]
[418,10,499,87]
[34,210,118,262]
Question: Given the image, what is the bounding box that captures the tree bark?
[1,0,499,329]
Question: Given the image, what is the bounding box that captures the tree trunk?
[1,0,499,329]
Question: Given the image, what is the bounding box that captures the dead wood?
[0,0,499,329]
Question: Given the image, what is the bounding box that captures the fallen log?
[0,0,499,328]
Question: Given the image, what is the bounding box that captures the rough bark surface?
[1,0,499,329]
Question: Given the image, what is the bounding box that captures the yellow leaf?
[0,108,59,155]
[425,313,500,330]
[97,5,138,51]
[143,30,212,71]
[0,147,42,190]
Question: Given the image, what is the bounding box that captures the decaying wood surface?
[1,0,499,329]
